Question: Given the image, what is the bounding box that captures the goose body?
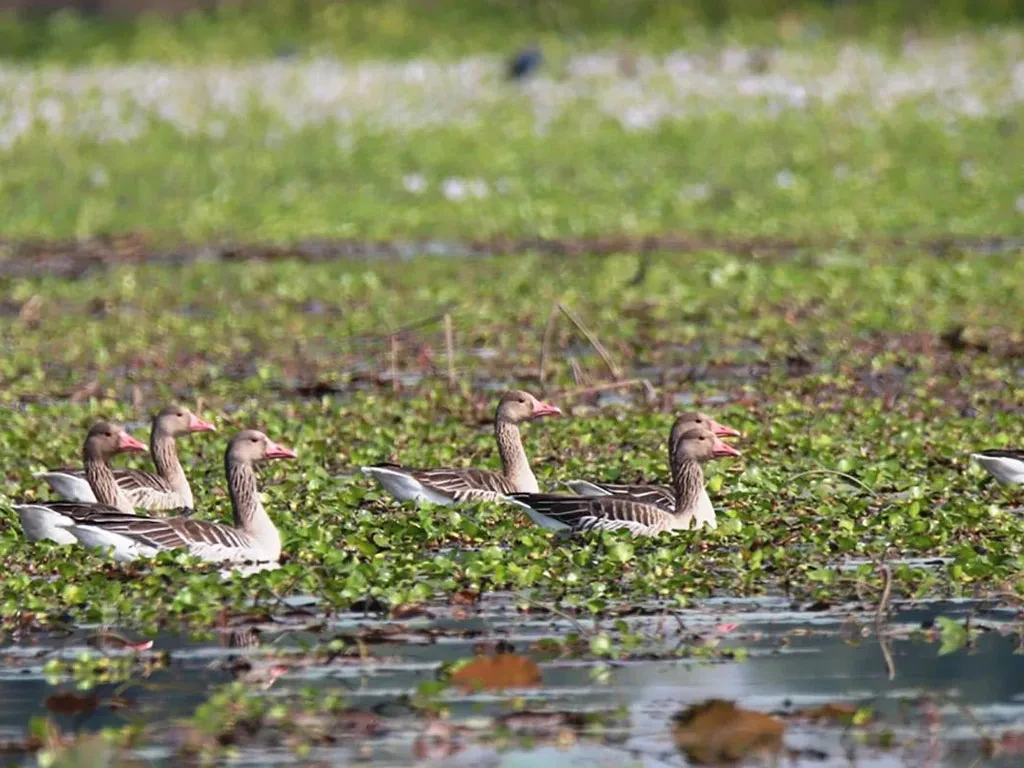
[362,390,560,505]
[563,480,717,529]
[19,430,296,565]
[971,450,1024,486]
[562,412,739,531]
[18,422,147,541]
[508,428,740,537]
[34,405,215,512]
[361,465,518,504]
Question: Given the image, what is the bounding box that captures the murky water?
[1,595,1022,765]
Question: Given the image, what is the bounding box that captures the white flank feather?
[33,472,98,504]
[16,505,78,545]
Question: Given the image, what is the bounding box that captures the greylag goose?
[34,404,215,512]
[17,430,296,564]
[505,427,740,536]
[17,422,148,543]
[971,449,1024,486]
[562,411,740,528]
[362,390,561,504]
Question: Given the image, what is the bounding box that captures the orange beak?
[708,418,742,438]
[118,432,148,453]
[188,412,217,432]
[265,439,297,460]
[711,437,742,458]
[531,401,562,418]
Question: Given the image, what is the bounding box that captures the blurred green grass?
[5,108,1023,243]
[1,0,1023,63]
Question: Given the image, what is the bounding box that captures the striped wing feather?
[408,468,515,502]
[510,493,670,535]
[588,482,674,509]
[54,506,246,552]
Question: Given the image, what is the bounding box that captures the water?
[1,595,1022,765]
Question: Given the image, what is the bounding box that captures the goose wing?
[508,493,671,535]
[577,481,674,509]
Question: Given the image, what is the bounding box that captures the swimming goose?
[17,430,296,564]
[563,411,740,528]
[506,428,740,536]
[34,404,215,512]
[17,422,148,543]
[971,449,1024,486]
[362,390,561,504]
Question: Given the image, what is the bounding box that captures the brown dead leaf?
[106,695,136,711]
[498,710,587,737]
[672,699,784,764]
[390,603,428,620]
[450,589,479,606]
[0,737,43,754]
[450,653,542,692]
[18,295,41,327]
[85,630,153,652]
[45,692,99,716]
[69,380,101,404]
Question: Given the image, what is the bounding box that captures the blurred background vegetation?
[1,0,1023,62]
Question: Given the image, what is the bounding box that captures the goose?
[505,427,740,536]
[563,411,740,529]
[17,422,148,543]
[971,449,1024,486]
[34,404,215,512]
[362,390,561,504]
[17,430,296,565]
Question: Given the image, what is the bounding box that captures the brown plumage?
[18,430,297,565]
[35,405,216,513]
[508,428,741,536]
[563,411,741,517]
[362,390,562,504]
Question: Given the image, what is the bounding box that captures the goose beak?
[118,432,148,453]
[531,401,562,419]
[712,438,742,458]
[265,440,297,460]
[188,413,217,432]
[709,419,742,438]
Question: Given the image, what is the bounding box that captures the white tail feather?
[972,454,1024,486]
[500,496,571,531]
[361,466,453,505]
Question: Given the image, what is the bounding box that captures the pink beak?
[265,439,297,460]
[187,412,217,433]
[708,419,742,438]
[712,437,742,458]
[531,401,562,419]
[118,432,148,453]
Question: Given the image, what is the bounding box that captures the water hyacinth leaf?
[936,617,970,656]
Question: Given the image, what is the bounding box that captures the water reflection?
[0,596,1021,766]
